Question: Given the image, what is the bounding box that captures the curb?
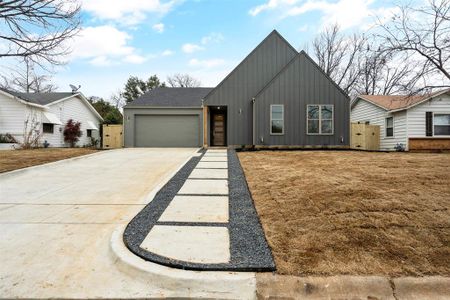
[0,149,116,179]
[110,226,256,299]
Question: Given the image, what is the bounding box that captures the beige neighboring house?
[351,88,450,151]
[0,87,103,148]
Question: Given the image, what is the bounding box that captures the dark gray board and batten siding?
[254,52,350,146]
[204,30,298,146]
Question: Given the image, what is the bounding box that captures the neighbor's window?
[270,105,284,135]
[307,105,334,135]
[43,123,54,134]
[434,114,450,136]
[385,117,394,137]
[87,129,92,137]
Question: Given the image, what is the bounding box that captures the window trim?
[433,112,450,137]
[270,104,284,135]
[306,104,334,135]
[385,116,394,138]
[42,123,54,134]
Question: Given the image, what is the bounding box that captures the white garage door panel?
[134,115,199,147]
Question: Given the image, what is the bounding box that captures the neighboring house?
[124,30,350,148]
[0,88,103,147]
[351,88,450,151]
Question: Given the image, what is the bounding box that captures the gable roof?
[0,87,103,121]
[0,87,76,106]
[254,50,350,100]
[204,30,298,102]
[10,92,75,106]
[125,87,213,107]
[355,88,450,111]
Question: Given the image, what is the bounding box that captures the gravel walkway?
[123,149,275,271]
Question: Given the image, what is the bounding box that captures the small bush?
[63,119,82,147]
[0,133,18,143]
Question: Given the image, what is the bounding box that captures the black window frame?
[385,117,394,138]
[87,129,93,138]
[43,123,54,134]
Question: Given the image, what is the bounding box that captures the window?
[270,105,284,135]
[434,114,450,136]
[43,123,54,134]
[87,129,92,138]
[307,105,334,135]
[385,117,394,137]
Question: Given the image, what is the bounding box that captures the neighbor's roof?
[126,87,214,107]
[357,88,450,111]
[0,87,75,105]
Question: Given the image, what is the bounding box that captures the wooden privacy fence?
[102,124,123,149]
[351,123,380,151]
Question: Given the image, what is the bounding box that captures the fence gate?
[351,123,380,151]
[102,124,123,149]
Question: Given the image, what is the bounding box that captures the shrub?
[0,133,18,143]
[63,119,82,147]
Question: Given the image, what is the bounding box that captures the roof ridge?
[204,30,298,101]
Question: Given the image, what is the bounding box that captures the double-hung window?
[434,114,450,136]
[270,105,284,135]
[385,117,394,137]
[307,105,333,135]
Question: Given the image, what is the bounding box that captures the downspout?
[252,97,256,148]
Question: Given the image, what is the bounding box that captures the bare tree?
[376,0,450,91]
[167,73,201,87]
[0,0,81,66]
[110,89,126,109]
[1,57,57,92]
[356,45,423,95]
[311,24,366,95]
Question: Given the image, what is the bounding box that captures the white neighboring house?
[351,88,450,151]
[0,88,103,147]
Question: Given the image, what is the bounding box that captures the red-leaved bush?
[63,119,82,147]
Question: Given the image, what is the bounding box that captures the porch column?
[203,104,208,148]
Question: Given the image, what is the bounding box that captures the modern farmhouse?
[0,88,103,148]
[351,88,450,151]
[124,30,350,148]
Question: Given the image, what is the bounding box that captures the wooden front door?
[212,114,225,146]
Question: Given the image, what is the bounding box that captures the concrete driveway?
[0,148,198,299]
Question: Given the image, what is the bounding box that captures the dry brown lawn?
[0,148,99,173]
[238,150,450,277]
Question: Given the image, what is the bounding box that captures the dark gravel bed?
[123,149,276,272]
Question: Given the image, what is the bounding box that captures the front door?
[212,114,225,146]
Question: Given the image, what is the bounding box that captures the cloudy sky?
[54,0,399,99]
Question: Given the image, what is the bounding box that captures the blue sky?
[54,0,400,99]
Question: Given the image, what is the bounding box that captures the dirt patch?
[0,148,99,173]
[238,151,450,276]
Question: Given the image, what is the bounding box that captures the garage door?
[134,115,200,147]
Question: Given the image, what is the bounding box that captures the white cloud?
[249,0,394,30]
[181,43,204,54]
[152,23,165,33]
[70,25,146,66]
[201,32,224,45]
[89,56,112,66]
[188,58,226,69]
[249,0,298,16]
[82,0,177,26]
[123,54,147,64]
[162,49,175,56]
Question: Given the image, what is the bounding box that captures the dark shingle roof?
[0,87,76,106]
[126,87,213,107]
